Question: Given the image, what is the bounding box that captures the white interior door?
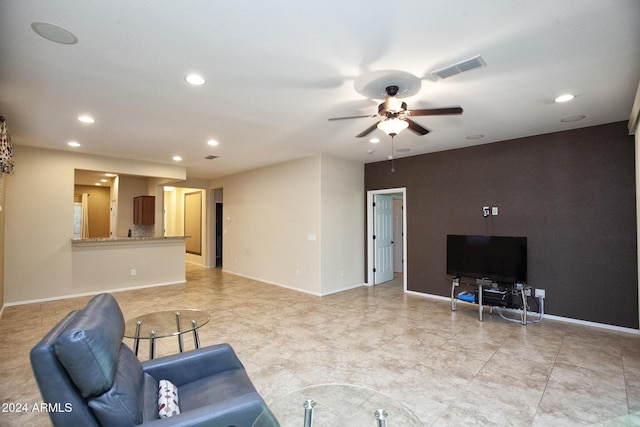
[374,194,394,284]
[393,198,404,273]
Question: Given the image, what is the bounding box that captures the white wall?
[4,146,186,303]
[71,240,186,294]
[320,155,364,294]
[212,155,322,293]
[210,154,364,296]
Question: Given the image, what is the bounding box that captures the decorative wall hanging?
[0,116,15,174]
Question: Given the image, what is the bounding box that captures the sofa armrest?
[141,343,244,386]
[139,392,270,426]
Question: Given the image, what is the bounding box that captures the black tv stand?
[450,277,533,325]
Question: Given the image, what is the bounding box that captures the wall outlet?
[535,288,545,299]
[483,207,490,217]
[492,207,499,216]
[130,268,137,276]
[295,269,300,277]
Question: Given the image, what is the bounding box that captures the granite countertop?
[71,236,189,244]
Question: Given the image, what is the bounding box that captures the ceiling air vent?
[432,55,486,79]
[204,155,218,160]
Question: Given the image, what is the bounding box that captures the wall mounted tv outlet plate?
[483,207,490,217]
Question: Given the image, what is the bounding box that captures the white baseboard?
[222,269,365,297]
[405,290,640,335]
[3,280,186,307]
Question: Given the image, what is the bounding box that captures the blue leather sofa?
[30,293,276,426]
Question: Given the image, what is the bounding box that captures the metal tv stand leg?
[478,284,483,321]
[451,277,459,311]
[520,289,527,325]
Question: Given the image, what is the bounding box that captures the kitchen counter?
[71,236,188,246]
[69,236,187,291]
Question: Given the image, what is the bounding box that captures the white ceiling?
[1,1,639,180]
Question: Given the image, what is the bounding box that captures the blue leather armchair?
[30,293,274,427]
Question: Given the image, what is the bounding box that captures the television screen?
[446,235,527,284]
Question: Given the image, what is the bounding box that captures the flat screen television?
[446,235,527,284]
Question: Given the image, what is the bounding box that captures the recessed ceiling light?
[67,141,80,147]
[94,183,102,186]
[369,138,380,144]
[207,139,219,146]
[164,186,176,192]
[31,22,78,45]
[554,94,575,103]
[172,155,182,161]
[78,115,95,123]
[100,179,107,183]
[561,115,586,123]
[466,134,484,140]
[185,74,205,86]
[105,173,116,177]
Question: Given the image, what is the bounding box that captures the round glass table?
[124,309,210,359]
[252,383,423,427]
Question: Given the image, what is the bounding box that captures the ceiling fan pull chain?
[390,135,395,173]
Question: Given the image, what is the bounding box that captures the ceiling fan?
[328,85,463,137]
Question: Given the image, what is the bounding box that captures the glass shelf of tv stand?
[450,277,531,325]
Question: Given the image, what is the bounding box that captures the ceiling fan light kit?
[377,118,408,136]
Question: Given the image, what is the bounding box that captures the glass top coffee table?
[252,383,423,427]
[124,309,210,359]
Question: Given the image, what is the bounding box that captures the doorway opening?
[215,202,223,267]
[210,188,224,268]
[367,188,407,291]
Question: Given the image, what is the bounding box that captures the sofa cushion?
[53,293,124,397]
[88,344,144,427]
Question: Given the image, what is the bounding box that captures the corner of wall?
[0,173,5,311]
[636,131,640,330]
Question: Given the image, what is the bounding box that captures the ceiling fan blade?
[407,107,463,116]
[356,122,380,138]
[328,114,377,121]
[405,118,430,136]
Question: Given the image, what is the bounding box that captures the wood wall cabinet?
[133,196,155,225]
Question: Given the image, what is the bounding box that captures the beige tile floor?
[1,265,639,426]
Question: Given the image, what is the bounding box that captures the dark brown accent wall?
[365,122,638,329]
